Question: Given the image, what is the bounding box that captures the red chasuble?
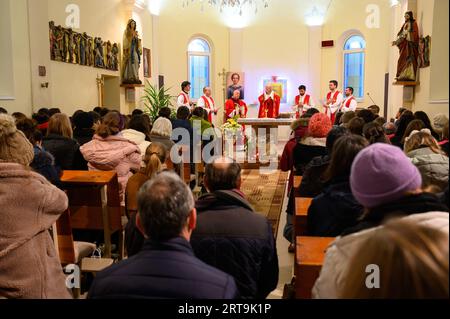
[258,94,281,118]
[225,99,248,119]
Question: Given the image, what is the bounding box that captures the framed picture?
[263,78,288,104]
[143,48,151,78]
[226,72,245,100]
[126,88,136,102]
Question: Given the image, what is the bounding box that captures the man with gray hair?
[89,172,238,299]
[191,157,279,299]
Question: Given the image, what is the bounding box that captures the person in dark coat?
[172,106,194,167]
[16,118,61,187]
[72,111,95,146]
[390,110,414,149]
[283,114,334,251]
[190,157,279,299]
[297,126,350,198]
[307,135,368,237]
[340,143,449,237]
[293,113,331,175]
[88,172,238,299]
[42,113,87,170]
[414,111,441,141]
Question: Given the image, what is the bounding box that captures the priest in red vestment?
[225,89,248,119]
[258,84,281,118]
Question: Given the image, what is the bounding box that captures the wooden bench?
[53,208,113,298]
[293,176,303,192]
[60,170,123,260]
[295,236,335,299]
[294,197,313,236]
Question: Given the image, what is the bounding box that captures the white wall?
[1,0,33,115]
[413,0,449,119]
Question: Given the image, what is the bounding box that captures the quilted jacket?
[407,147,449,191]
[191,190,279,299]
[80,134,141,205]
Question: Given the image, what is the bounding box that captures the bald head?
[232,89,241,100]
[204,157,242,192]
[265,84,273,95]
[203,87,212,97]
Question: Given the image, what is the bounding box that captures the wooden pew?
[54,208,113,298]
[294,197,313,236]
[295,236,335,299]
[293,176,303,193]
[60,170,123,259]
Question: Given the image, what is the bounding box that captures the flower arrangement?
[221,115,242,133]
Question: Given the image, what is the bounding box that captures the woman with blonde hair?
[150,117,175,153]
[80,111,141,205]
[42,113,87,170]
[125,142,168,217]
[340,218,448,299]
[125,142,168,257]
[404,130,449,191]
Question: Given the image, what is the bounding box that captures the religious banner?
[226,72,245,100]
[263,77,288,104]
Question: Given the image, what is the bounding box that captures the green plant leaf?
[141,80,175,123]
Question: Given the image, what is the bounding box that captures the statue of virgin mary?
[122,19,142,84]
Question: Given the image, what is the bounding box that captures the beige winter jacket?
[0,163,72,299]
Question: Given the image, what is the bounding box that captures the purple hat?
[350,143,422,208]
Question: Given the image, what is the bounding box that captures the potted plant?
[141,80,175,123]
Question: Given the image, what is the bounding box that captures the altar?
[235,118,295,163]
[237,118,296,128]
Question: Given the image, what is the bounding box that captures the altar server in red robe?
[258,84,281,118]
[197,87,218,124]
[340,87,358,113]
[293,85,314,118]
[322,80,343,124]
[177,81,192,109]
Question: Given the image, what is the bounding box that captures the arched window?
[343,35,366,99]
[188,38,211,100]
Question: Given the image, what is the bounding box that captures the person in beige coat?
[312,143,449,299]
[0,114,71,299]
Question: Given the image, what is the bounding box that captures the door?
[102,75,120,111]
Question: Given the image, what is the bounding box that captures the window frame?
[342,35,366,102]
[187,37,212,101]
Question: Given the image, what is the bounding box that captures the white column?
[308,26,322,101]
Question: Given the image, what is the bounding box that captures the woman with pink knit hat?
[312,143,449,299]
[293,113,332,175]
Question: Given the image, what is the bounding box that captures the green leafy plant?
[141,80,175,123]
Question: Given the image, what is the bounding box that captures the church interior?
[0,0,449,302]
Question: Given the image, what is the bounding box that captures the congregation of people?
[0,76,449,299]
